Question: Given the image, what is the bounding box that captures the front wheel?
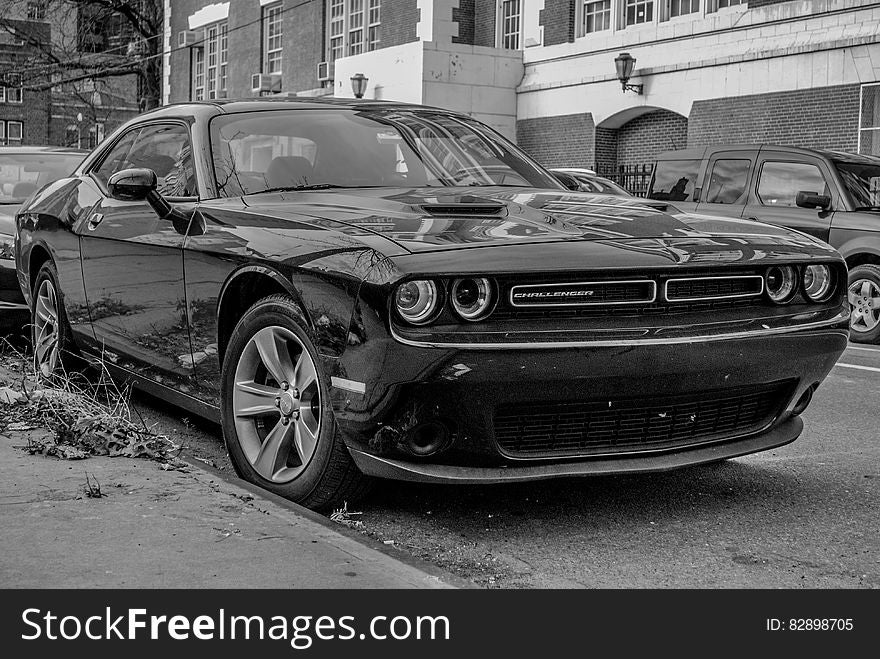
[220,294,370,511]
[848,264,880,344]
[31,261,79,377]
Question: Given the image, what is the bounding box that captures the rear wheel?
[31,261,79,377]
[220,294,370,511]
[848,264,880,344]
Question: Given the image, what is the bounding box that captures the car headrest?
[265,156,314,189]
[135,154,177,177]
[12,182,37,198]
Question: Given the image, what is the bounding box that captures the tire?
[847,264,880,344]
[31,261,81,378]
[220,294,371,511]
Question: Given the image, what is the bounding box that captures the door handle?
[86,212,104,231]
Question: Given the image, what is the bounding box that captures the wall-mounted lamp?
[614,53,643,95]
[350,73,369,99]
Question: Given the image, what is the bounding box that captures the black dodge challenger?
[14,99,849,510]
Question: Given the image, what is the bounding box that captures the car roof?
[0,146,89,155]
[654,143,880,164]
[141,96,456,118]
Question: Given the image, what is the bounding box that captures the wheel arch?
[27,242,54,298]
[216,265,311,362]
[843,250,880,270]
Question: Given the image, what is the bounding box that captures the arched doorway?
[595,108,688,196]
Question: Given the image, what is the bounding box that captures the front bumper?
[348,416,803,484]
[330,307,848,482]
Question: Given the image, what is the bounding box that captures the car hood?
[0,204,19,237]
[241,187,825,255]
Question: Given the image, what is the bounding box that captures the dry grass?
[330,501,365,529]
[0,338,180,464]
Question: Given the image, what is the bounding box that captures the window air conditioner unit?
[316,61,334,83]
[251,73,282,94]
[178,29,204,48]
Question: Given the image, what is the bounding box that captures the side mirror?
[796,191,831,211]
[107,167,174,219]
[108,168,157,201]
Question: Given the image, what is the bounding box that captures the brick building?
[165,0,533,139]
[0,18,51,145]
[518,0,880,187]
[164,1,880,180]
[0,1,140,148]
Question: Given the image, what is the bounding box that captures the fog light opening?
[405,421,451,457]
[792,385,817,416]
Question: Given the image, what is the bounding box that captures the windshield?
[210,108,561,196]
[834,160,880,208]
[0,153,84,204]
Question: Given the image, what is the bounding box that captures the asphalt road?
[128,342,879,589]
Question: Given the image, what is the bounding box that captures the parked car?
[1,147,86,325]
[16,99,849,510]
[649,144,880,342]
[550,168,631,196]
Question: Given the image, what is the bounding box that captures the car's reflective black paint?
[15,99,849,487]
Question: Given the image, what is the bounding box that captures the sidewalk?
[0,430,458,589]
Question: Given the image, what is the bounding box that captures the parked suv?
[648,145,880,342]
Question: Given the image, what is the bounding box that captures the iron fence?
[594,163,654,198]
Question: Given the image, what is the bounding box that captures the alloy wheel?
[849,278,880,333]
[232,326,322,483]
[33,278,60,377]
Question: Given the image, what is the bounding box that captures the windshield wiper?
[253,184,364,194]
[854,206,880,211]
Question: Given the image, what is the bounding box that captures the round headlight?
[803,265,833,302]
[451,277,494,321]
[766,265,797,304]
[395,280,439,325]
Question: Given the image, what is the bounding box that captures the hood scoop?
[420,199,506,217]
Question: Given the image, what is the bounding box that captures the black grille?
[666,276,763,301]
[492,270,770,321]
[510,280,654,307]
[493,382,791,458]
[492,297,758,321]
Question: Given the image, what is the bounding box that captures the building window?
[193,47,205,100]
[1,121,24,145]
[348,0,365,55]
[498,0,522,50]
[714,0,744,9]
[328,0,381,62]
[263,3,283,74]
[368,0,381,51]
[192,21,227,101]
[624,0,654,26]
[668,0,699,18]
[26,1,47,21]
[860,83,880,156]
[581,1,611,35]
[1,73,23,104]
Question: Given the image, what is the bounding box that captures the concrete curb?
[179,454,474,589]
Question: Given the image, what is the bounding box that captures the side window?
[92,129,140,186]
[648,160,700,202]
[705,159,751,205]
[92,124,197,197]
[757,162,828,207]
